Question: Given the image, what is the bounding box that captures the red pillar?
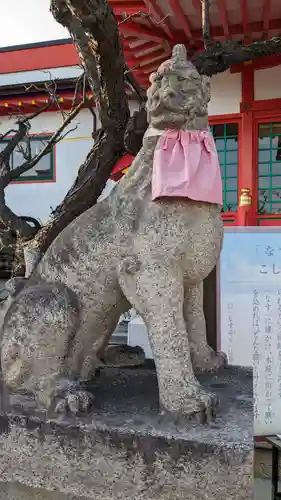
[238,62,256,225]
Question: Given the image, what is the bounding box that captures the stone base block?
[0,366,253,499]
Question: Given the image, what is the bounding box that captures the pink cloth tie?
[151,129,223,205]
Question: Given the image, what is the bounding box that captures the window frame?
[0,133,56,184]
[209,114,242,218]
[253,111,281,224]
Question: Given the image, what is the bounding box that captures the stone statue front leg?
[183,282,226,372]
[119,258,217,422]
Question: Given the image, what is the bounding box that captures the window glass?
[258,122,281,214]
[211,123,239,212]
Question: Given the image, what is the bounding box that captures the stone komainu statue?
[0,45,225,420]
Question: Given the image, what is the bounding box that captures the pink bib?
[151,129,223,205]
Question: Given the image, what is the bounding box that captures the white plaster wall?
[209,70,241,116]
[0,78,242,225]
[0,105,141,223]
[254,64,281,101]
[0,109,96,223]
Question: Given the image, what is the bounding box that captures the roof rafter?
[240,0,250,37]
[167,0,193,39]
[143,0,174,39]
[216,0,230,37]
[120,20,166,42]
[113,1,146,14]
[262,0,271,35]
[126,48,166,68]
[192,0,202,15]
[124,41,165,58]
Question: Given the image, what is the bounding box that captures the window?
[0,135,55,182]
[210,123,239,212]
[258,122,281,214]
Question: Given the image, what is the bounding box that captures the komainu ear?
[149,72,157,84]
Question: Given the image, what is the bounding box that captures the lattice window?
[258,122,281,214]
[210,123,239,212]
[0,135,55,183]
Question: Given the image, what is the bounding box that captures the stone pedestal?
[0,366,253,499]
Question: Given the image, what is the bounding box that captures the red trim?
[250,98,281,113]
[231,54,281,73]
[0,90,94,116]
[221,213,237,225]
[241,63,254,105]
[240,112,254,188]
[251,54,281,71]
[209,113,241,123]
[258,217,281,226]
[257,214,281,218]
[239,63,256,225]
[254,436,268,443]
[0,44,79,75]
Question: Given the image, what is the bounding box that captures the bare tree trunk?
[6,0,281,275]
[31,132,120,253]
[28,0,130,255]
[202,0,210,48]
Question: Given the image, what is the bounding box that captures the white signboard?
[220,227,281,436]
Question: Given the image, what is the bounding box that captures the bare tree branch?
[0,191,37,239]
[6,0,281,275]
[51,0,129,133]
[19,0,132,255]
[0,75,88,247]
[192,36,281,76]
[0,122,29,166]
[202,0,210,48]
[3,99,85,187]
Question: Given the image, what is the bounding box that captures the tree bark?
[26,0,130,254]
[31,131,119,252]
[192,37,281,76]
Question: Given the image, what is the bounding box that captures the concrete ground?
[254,477,277,499]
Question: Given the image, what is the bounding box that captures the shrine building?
[0,0,281,364]
[0,1,281,225]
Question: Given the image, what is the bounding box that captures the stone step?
[254,478,281,499]
[110,321,128,344]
